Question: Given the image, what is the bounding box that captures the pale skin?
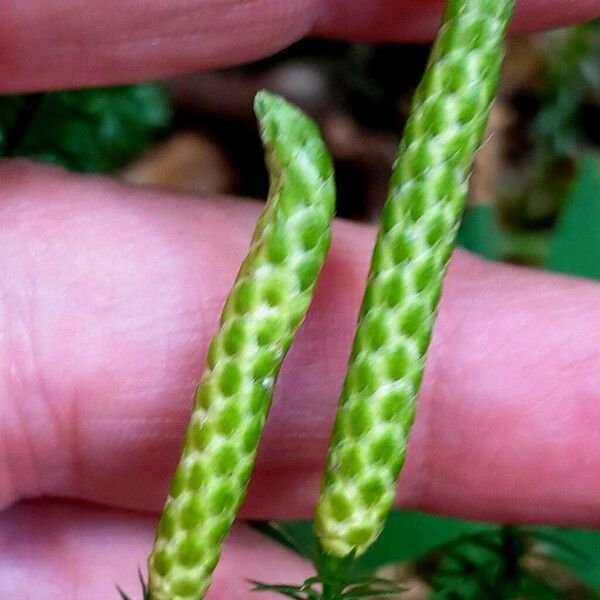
[1,1,600,598]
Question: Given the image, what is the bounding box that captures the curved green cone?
[147,91,335,600]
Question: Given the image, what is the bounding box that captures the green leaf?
[532,527,600,592]
[456,205,500,260]
[342,579,405,598]
[251,575,404,599]
[547,157,600,279]
[252,521,318,561]
[116,570,150,600]
[356,512,495,573]
[0,83,171,173]
[255,521,317,560]
[263,513,495,574]
[251,581,312,599]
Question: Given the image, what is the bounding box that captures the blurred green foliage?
[533,21,600,167]
[548,158,600,278]
[503,20,600,229]
[0,83,171,173]
[456,205,501,261]
[261,510,600,598]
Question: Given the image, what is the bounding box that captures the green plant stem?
[317,553,352,600]
[321,584,342,600]
[315,0,515,565]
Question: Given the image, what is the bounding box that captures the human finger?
[313,0,600,42]
[0,500,312,599]
[1,161,600,527]
[1,0,599,92]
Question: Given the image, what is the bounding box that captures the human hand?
[2,2,600,598]
[1,0,599,92]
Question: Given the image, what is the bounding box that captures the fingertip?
[313,0,600,41]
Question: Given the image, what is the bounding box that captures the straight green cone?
[315,0,516,559]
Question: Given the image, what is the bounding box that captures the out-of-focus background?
[2,21,600,599]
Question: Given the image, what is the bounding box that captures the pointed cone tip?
[254,90,279,119]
